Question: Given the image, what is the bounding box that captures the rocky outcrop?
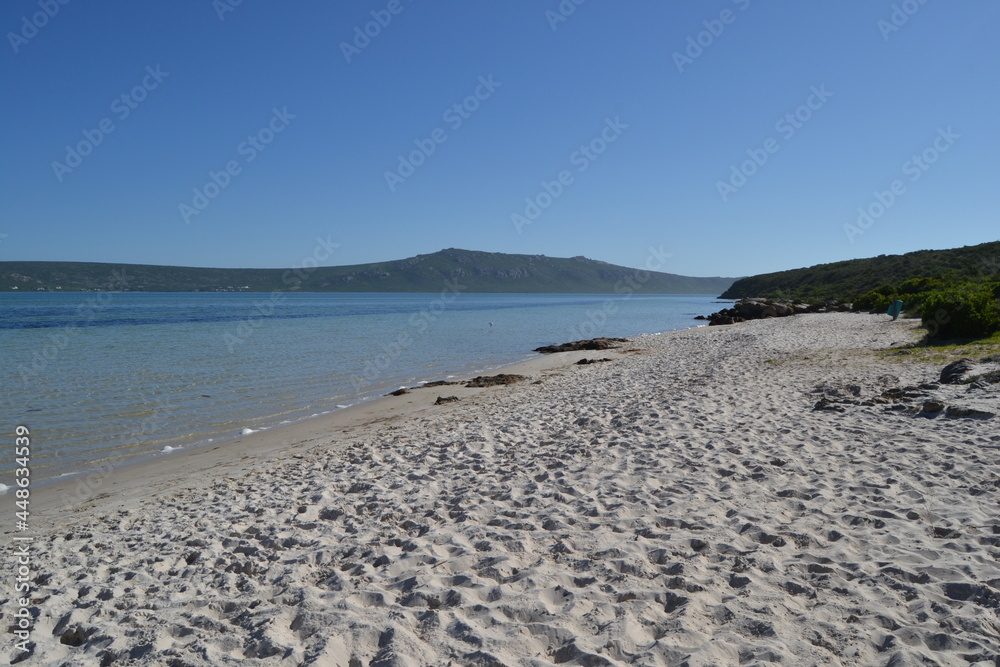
[534,338,629,354]
[810,358,998,420]
[464,374,528,388]
[940,358,975,384]
[418,380,460,388]
[702,299,851,326]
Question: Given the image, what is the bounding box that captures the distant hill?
[721,241,1000,301]
[0,249,736,295]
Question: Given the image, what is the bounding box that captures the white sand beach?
[6,313,1000,666]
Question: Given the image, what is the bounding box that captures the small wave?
[161,445,180,453]
[239,428,257,435]
[0,484,9,494]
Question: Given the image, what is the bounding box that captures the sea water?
[0,292,718,483]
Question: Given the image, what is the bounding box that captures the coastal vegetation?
[721,240,1000,340]
[721,240,999,300]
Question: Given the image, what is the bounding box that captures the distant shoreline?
[0,249,737,294]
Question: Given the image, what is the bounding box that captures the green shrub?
[897,277,945,295]
[921,284,1000,339]
[854,290,894,312]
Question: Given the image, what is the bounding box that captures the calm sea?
[0,292,718,484]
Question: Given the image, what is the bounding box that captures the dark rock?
[387,388,409,396]
[922,400,945,414]
[736,301,765,318]
[434,396,460,405]
[944,405,994,419]
[576,358,613,365]
[814,398,846,412]
[534,337,629,354]
[940,358,974,384]
[703,298,801,326]
[465,374,528,388]
[419,380,460,388]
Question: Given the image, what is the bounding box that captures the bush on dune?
[853,290,895,312]
[920,283,1000,340]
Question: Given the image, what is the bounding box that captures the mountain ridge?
[0,248,737,294]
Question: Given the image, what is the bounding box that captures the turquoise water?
[0,292,718,482]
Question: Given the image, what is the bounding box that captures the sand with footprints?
[8,313,1000,666]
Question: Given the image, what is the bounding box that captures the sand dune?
[5,314,999,666]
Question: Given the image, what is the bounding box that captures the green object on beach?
[887,299,903,320]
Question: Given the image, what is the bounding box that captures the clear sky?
[2,1,998,277]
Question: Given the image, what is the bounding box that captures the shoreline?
[10,313,1000,666]
[28,333,673,525]
[4,293,717,487]
[23,346,542,493]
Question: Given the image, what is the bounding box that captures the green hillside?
[0,248,736,294]
[721,241,1000,301]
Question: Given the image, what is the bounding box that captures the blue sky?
[2,1,997,278]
